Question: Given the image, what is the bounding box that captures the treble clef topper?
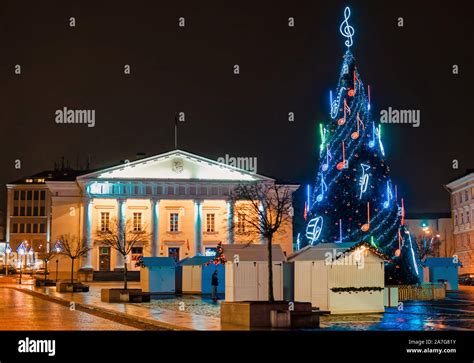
[339,6,355,48]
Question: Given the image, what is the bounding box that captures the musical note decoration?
[348,71,360,97]
[361,202,370,232]
[336,141,346,170]
[339,6,355,48]
[337,98,351,125]
[306,216,324,245]
[316,173,328,202]
[368,121,376,148]
[351,112,365,140]
[358,163,370,199]
[383,181,393,208]
[321,144,332,171]
[337,219,343,243]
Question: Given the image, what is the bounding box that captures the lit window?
[25,179,33,183]
[237,213,246,233]
[133,212,142,232]
[100,212,110,232]
[206,213,215,232]
[169,213,179,232]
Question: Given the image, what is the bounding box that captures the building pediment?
[78,149,273,183]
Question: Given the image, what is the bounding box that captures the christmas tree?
[304,7,421,284]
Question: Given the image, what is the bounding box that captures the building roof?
[423,257,462,268]
[179,255,215,266]
[445,169,474,190]
[8,169,93,185]
[141,257,176,267]
[288,241,389,262]
[221,244,287,262]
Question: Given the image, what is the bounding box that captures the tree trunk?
[70,258,75,284]
[267,234,274,302]
[44,260,48,281]
[123,255,128,290]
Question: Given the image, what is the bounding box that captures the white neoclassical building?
[5,150,298,278]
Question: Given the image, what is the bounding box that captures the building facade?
[446,170,474,274]
[5,150,298,277]
[404,213,453,258]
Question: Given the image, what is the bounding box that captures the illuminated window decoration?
[316,174,328,202]
[358,163,370,199]
[339,6,355,48]
[306,216,323,245]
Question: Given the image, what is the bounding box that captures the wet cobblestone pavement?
[3,282,474,331]
[319,286,474,331]
[0,287,137,330]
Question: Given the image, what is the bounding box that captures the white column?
[81,197,93,269]
[115,198,126,270]
[151,199,160,256]
[194,199,202,255]
[227,200,234,244]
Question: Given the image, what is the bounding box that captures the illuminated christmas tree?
[304,7,421,284]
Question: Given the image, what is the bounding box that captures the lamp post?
[18,247,25,285]
[5,244,12,277]
[54,241,62,283]
[28,248,34,277]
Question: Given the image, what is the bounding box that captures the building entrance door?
[99,247,111,271]
[168,247,180,263]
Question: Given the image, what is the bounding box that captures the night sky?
[0,0,472,218]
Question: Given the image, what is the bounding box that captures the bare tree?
[228,182,294,302]
[37,242,57,282]
[415,235,442,259]
[95,217,150,290]
[58,234,92,284]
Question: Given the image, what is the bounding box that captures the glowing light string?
[377,124,385,156]
[339,7,355,48]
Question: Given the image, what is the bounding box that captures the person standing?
[211,270,219,302]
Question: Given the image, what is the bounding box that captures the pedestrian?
[211,270,219,302]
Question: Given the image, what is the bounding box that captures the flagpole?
[174,113,178,149]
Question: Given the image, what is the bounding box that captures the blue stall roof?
[423,257,462,268]
[179,255,214,266]
[141,257,176,267]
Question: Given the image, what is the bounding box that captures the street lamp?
[5,244,12,277]
[53,241,62,283]
[28,247,34,277]
[18,246,25,285]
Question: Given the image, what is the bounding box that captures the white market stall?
[288,241,387,314]
[223,244,286,302]
[180,255,224,294]
[140,257,176,294]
